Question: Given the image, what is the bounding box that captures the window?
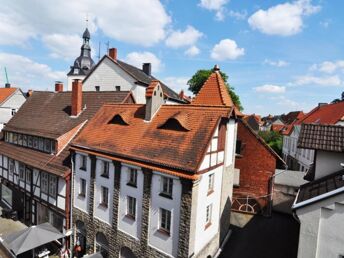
[26,167,32,184]
[100,186,109,207]
[38,137,44,151]
[13,133,17,144]
[95,86,100,92]
[80,155,87,171]
[101,161,109,178]
[205,204,212,228]
[160,176,173,198]
[80,178,86,197]
[159,208,171,234]
[33,137,38,149]
[18,134,23,145]
[28,136,33,148]
[127,168,137,187]
[235,140,242,155]
[126,196,136,219]
[218,121,226,151]
[44,139,51,153]
[41,172,49,194]
[23,135,27,147]
[49,176,57,197]
[208,174,214,194]
[115,86,121,91]
[9,159,15,177]
[11,109,16,116]
[8,132,13,143]
[19,163,25,181]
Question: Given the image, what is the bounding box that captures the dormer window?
[108,112,129,126]
[95,86,100,92]
[158,112,190,132]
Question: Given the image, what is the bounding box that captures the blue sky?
[0,0,343,115]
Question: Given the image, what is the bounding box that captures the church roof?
[83,28,90,39]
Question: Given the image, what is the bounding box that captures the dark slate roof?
[83,55,183,102]
[83,28,90,39]
[293,169,344,209]
[4,91,133,139]
[298,124,344,152]
[281,111,304,125]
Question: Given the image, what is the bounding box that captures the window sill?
[159,193,173,200]
[100,174,109,179]
[78,193,85,198]
[207,189,214,196]
[79,167,86,171]
[125,214,136,221]
[127,182,137,188]
[157,228,170,236]
[205,222,212,230]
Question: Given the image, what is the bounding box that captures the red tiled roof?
[192,71,234,107]
[145,80,159,97]
[271,124,285,132]
[0,88,18,105]
[72,104,232,174]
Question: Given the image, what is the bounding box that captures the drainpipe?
[70,153,74,251]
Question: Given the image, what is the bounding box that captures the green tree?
[187,69,243,110]
[258,130,283,155]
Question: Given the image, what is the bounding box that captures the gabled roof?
[4,91,133,139]
[271,124,285,133]
[0,88,19,105]
[82,55,183,102]
[281,111,305,125]
[72,104,232,175]
[298,124,344,152]
[192,69,234,107]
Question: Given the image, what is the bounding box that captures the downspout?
[70,153,74,251]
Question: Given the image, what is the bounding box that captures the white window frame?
[101,160,109,178]
[159,208,171,234]
[41,172,49,194]
[206,204,212,226]
[80,178,86,197]
[126,196,136,219]
[161,176,173,198]
[100,186,109,207]
[49,175,57,197]
[128,168,137,187]
[208,173,214,193]
[80,155,87,171]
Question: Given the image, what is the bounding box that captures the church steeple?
[67,27,95,77]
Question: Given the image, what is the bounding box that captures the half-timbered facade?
[0,81,134,236]
[70,66,238,258]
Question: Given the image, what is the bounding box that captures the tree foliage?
[258,130,283,155]
[187,69,243,110]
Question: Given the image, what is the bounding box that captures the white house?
[293,124,344,258]
[0,86,26,131]
[70,67,238,258]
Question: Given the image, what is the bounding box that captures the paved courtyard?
[220,212,300,258]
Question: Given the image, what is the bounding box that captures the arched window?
[120,247,137,258]
[96,232,109,258]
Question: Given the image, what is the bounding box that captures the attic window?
[158,112,190,132]
[108,114,129,125]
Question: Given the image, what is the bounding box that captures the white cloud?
[248,0,321,36]
[294,75,342,86]
[264,59,290,67]
[228,10,247,20]
[276,96,300,108]
[165,26,203,48]
[0,53,65,90]
[42,34,82,60]
[255,84,286,93]
[163,76,192,95]
[210,39,245,61]
[199,0,229,21]
[185,46,200,57]
[320,20,331,28]
[125,52,162,73]
[310,60,344,73]
[0,0,170,47]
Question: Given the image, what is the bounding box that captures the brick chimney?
[145,80,164,121]
[179,90,184,99]
[71,79,83,117]
[108,48,117,61]
[27,89,33,97]
[142,63,151,76]
[55,81,64,92]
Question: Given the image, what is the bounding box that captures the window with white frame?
[80,178,86,197]
[127,168,137,187]
[126,196,136,219]
[41,172,49,194]
[159,208,171,234]
[49,175,57,197]
[208,173,214,194]
[80,155,87,171]
[8,159,15,177]
[101,160,109,178]
[160,176,173,198]
[19,163,25,181]
[100,186,109,207]
[205,204,212,227]
[26,167,32,184]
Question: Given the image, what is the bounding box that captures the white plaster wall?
[74,152,91,213]
[131,85,147,104]
[57,177,66,210]
[94,157,114,225]
[296,193,344,258]
[148,172,182,257]
[118,164,144,240]
[67,75,85,91]
[0,89,26,129]
[315,151,344,179]
[82,58,136,92]
[224,119,236,167]
[193,165,223,255]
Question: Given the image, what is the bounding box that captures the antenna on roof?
[85,13,89,28]
[105,41,110,53]
[4,67,10,88]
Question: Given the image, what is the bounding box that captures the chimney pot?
[142,63,151,76]
[71,79,83,116]
[108,48,117,61]
[55,81,64,92]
